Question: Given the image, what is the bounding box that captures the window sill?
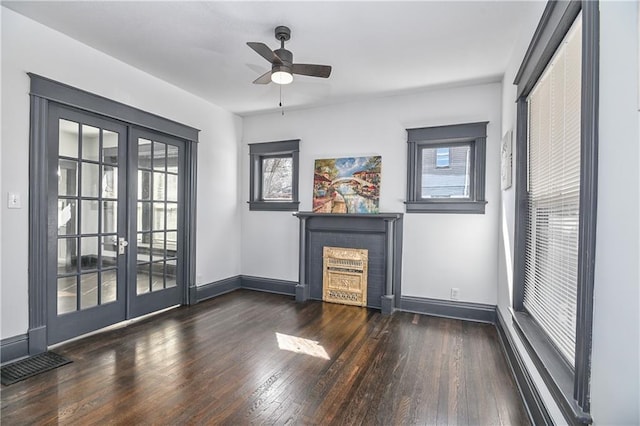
[512,311,592,425]
[248,201,300,212]
[404,200,486,214]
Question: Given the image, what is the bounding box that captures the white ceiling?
[3,1,545,116]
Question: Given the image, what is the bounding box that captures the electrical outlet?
[7,192,21,209]
[450,287,460,301]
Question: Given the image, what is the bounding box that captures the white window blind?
[524,15,582,366]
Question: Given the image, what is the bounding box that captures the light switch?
[7,192,22,209]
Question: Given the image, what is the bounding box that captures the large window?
[524,17,582,366]
[512,1,598,423]
[248,139,299,211]
[405,122,487,213]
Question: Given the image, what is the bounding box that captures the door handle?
[118,237,129,255]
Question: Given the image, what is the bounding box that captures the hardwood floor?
[1,290,529,425]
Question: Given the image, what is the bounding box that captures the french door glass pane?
[103,165,118,198]
[80,236,99,271]
[59,119,79,158]
[81,162,100,197]
[153,172,165,200]
[166,231,177,255]
[102,201,117,233]
[58,160,78,196]
[101,269,118,304]
[167,145,178,173]
[102,130,119,164]
[166,203,178,230]
[167,174,178,202]
[100,236,118,268]
[82,125,100,161]
[137,263,151,295]
[166,260,177,288]
[153,142,166,171]
[58,199,76,235]
[139,171,152,200]
[57,276,77,314]
[80,200,99,234]
[138,139,152,169]
[57,237,77,274]
[137,202,151,231]
[153,203,165,230]
[80,272,99,309]
[152,262,164,290]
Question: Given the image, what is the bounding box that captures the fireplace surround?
[293,212,403,314]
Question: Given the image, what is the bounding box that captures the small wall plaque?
[501,130,513,190]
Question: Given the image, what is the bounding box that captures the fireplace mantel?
[293,212,403,314]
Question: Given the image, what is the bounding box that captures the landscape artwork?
[313,156,381,214]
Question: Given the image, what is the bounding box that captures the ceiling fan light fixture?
[271,65,293,85]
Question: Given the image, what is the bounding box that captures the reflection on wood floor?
[1,290,530,425]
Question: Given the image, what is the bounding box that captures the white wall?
[590,2,639,424]
[498,2,640,424]
[0,8,242,339]
[242,82,502,304]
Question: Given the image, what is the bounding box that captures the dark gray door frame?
[28,74,199,352]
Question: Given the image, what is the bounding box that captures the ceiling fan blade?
[292,64,332,78]
[247,42,282,64]
[252,70,273,84]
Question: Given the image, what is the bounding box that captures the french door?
[47,104,185,344]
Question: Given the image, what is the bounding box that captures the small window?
[261,156,293,200]
[249,139,299,211]
[406,122,487,214]
[421,144,469,198]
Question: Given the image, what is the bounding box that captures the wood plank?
[1,290,530,425]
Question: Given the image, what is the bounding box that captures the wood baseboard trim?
[195,276,242,303]
[398,295,496,323]
[240,276,296,296]
[1,334,29,364]
[495,309,553,425]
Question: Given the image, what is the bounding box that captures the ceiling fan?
[247,26,332,85]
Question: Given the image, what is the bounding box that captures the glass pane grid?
[57,118,120,315]
[136,138,179,294]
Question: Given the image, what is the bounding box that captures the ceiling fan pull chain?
[280,85,285,116]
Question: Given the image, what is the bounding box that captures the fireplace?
[323,246,368,307]
[294,212,403,314]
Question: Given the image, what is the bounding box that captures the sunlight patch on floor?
[275,332,330,360]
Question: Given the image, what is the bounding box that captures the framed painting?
[313,156,381,214]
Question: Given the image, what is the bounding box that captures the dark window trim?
[512,1,598,423]
[248,139,300,211]
[405,122,487,214]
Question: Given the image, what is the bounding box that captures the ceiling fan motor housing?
[274,49,292,66]
[275,26,291,42]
